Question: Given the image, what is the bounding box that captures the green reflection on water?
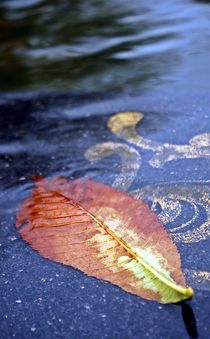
[0,0,210,92]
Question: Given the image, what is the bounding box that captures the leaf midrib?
[46,186,192,299]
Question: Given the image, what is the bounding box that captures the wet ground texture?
[0,91,210,338]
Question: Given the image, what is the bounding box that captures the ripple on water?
[0,0,210,91]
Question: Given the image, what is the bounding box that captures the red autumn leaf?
[16,177,193,303]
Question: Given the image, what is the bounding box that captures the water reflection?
[0,0,210,91]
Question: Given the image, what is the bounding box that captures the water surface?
[1,0,210,92]
[1,2,210,338]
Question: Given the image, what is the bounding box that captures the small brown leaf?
[16,177,193,303]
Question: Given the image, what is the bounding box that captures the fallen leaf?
[16,177,193,303]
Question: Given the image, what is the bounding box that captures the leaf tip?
[185,286,194,299]
[31,175,43,182]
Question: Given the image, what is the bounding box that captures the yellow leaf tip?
[185,286,194,298]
